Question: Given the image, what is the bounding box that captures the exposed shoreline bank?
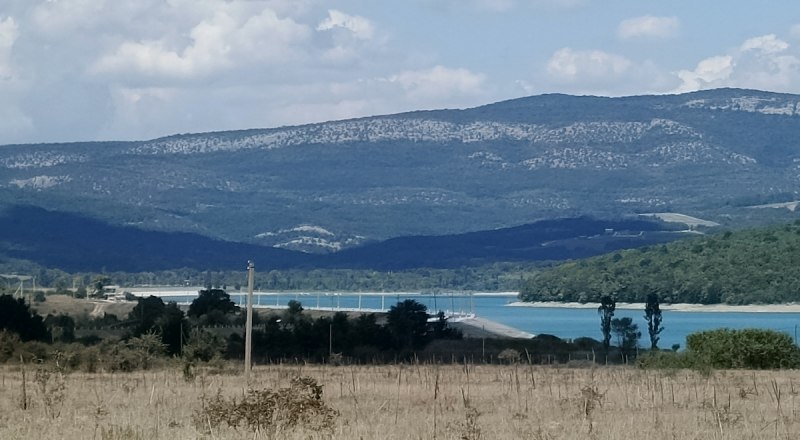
[448,315,535,339]
[508,301,800,313]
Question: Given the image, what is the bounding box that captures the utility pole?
[244,261,255,382]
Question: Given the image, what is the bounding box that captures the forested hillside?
[519,221,800,304]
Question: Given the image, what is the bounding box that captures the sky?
[1,0,800,144]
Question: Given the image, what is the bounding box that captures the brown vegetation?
[31,295,135,322]
[1,362,799,439]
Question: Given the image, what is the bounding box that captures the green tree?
[644,293,664,349]
[0,294,49,341]
[129,296,166,335]
[330,311,351,353]
[281,300,308,329]
[188,288,239,325]
[386,299,430,350]
[128,296,187,355]
[598,295,616,352]
[611,317,641,357]
[155,302,189,355]
[430,311,461,340]
[183,328,226,362]
[127,332,167,369]
[351,313,389,350]
[44,314,75,342]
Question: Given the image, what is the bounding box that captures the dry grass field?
[0,362,799,439]
[31,296,135,321]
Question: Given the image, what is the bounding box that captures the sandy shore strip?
[449,315,535,339]
[507,301,800,313]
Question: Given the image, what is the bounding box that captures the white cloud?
[547,48,631,79]
[91,7,310,79]
[741,34,789,54]
[6,1,800,145]
[541,47,675,96]
[0,15,30,141]
[388,65,487,102]
[674,33,800,93]
[617,15,679,40]
[674,56,734,93]
[0,16,18,78]
[315,9,383,64]
[92,63,489,140]
[317,10,375,40]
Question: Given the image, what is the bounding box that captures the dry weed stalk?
[18,355,29,411]
[30,357,68,419]
[580,384,604,419]
[460,387,481,440]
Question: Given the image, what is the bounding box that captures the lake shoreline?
[508,301,800,313]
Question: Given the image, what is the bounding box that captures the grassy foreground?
[1,363,799,439]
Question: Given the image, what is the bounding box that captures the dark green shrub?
[686,328,800,369]
[0,331,22,362]
[183,328,225,363]
[636,350,693,369]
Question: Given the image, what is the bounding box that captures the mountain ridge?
[1,88,799,253]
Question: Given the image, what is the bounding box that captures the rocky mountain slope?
[2,88,800,253]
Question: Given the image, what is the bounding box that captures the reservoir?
[147,290,800,350]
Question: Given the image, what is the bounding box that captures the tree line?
[2,291,799,371]
[0,262,536,297]
[0,290,463,367]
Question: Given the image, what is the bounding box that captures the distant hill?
[0,205,685,272]
[2,88,800,254]
[519,221,800,305]
[327,217,685,270]
[0,205,309,272]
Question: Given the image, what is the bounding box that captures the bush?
[194,376,338,435]
[0,331,22,362]
[183,328,225,363]
[686,328,800,369]
[636,350,694,369]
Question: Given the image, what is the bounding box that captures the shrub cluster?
[194,376,338,435]
[638,328,800,370]
[686,328,800,369]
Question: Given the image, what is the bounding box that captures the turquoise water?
[162,292,800,349]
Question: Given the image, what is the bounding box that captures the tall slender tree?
[598,295,616,352]
[644,293,664,349]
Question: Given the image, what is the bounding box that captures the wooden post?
[244,261,255,381]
